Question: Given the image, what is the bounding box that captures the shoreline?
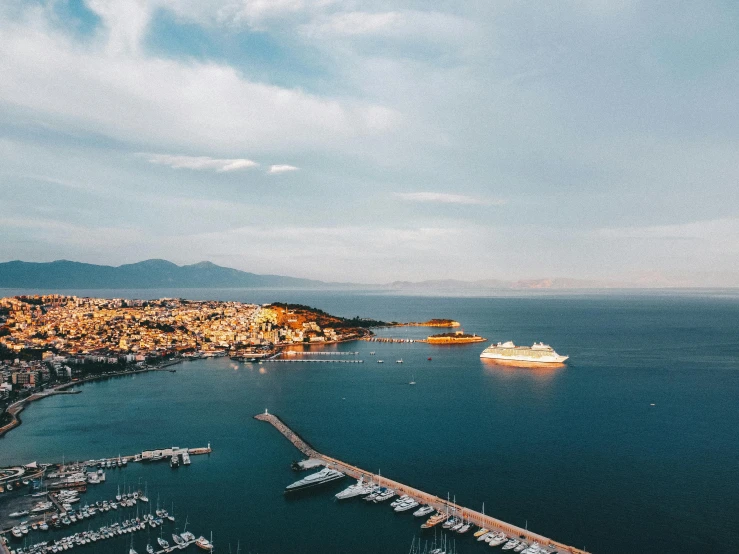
[0,359,182,439]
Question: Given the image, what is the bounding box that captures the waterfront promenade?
[255,411,591,554]
[0,361,181,438]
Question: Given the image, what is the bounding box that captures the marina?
[0,444,211,545]
[255,411,590,554]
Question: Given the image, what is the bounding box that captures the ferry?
[284,467,345,492]
[480,341,568,365]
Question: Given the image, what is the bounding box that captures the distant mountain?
[0,259,333,289]
[2,259,736,291]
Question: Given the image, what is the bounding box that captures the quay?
[263,359,363,364]
[255,411,591,554]
[363,337,427,343]
[282,351,359,356]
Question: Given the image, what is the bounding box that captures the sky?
[1,0,738,285]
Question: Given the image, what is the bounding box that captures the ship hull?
[480,352,568,364]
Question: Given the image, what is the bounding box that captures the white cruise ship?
[285,467,345,492]
[480,341,568,364]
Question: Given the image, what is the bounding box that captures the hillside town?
[0,295,378,408]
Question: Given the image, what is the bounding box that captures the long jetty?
[282,351,359,356]
[255,411,591,554]
[263,359,363,364]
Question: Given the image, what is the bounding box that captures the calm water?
[1,291,738,554]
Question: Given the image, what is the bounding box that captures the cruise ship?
[285,467,345,492]
[480,341,568,365]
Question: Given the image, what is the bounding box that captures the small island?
[427,331,487,344]
[403,319,460,328]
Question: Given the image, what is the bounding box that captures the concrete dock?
[255,411,591,554]
[263,359,363,364]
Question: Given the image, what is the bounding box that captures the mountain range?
[0,260,330,289]
[0,259,735,290]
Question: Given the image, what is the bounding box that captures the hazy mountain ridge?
[0,259,331,289]
[1,260,737,290]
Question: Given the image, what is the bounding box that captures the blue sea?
[1,289,738,554]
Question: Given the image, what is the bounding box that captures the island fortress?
[480,341,569,364]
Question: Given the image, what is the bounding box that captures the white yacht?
[502,539,521,550]
[489,532,508,546]
[412,505,434,517]
[335,478,373,499]
[394,500,419,512]
[285,467,345,492]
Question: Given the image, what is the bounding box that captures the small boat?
[170,455,180,468]
[195,533,214,551]
[377,360,384,363]
[396,359,403,363]
[412,505,434,517]
[428,357,432,361]
[474,527,490,538]
[157,538,169,549]
[9,510,29,518]
[502,539,521,551]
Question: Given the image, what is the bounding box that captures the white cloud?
[394,192,505,206]
[145,154,258,172]
[268,164,299,174]
[0,8,401,155]
[300,9,476,42]
[596,218,739,247]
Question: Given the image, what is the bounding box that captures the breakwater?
[255,411,591,554]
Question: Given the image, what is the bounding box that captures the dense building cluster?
[0,295,370,398]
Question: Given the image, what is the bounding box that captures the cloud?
[268,164,300,174]
[595,218,739,245]
[0,9,401,154]
[145,154,258,172]
[394,192,505,206]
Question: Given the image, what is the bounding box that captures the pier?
[263,359,363,364]
[363,337,427,343]
[282,351,359,356]
[255,411,591,554]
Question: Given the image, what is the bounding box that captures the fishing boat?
[170,454,180,468]
[421,513,447,529]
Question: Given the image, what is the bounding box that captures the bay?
[1,290,738,554]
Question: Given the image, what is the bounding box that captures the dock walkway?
[255,411,590,554]
[263,359,363,364]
